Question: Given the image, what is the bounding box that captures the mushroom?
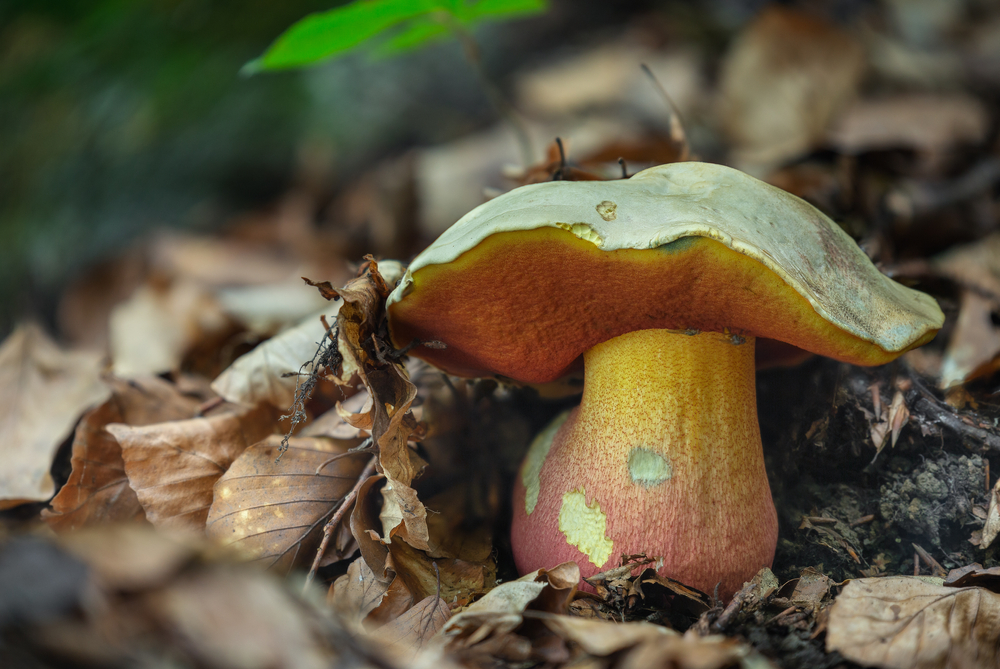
[386,162,943,598]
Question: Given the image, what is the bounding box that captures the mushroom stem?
[512,328,778,599]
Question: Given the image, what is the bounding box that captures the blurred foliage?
[249,0,547,72]
[0,0,341,336]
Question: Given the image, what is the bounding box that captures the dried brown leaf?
[109,404,278,531]
[150,565,333,669]
[827,576,1000,669]
[828,94,989,156]
[440,562,579,650]
[206,434,368,571]
[944,563,1000,591]
[44,376,202,531]
[109,280,230,376]
[333,260,428,548]
[0,323,110,509]
[980,476,1000,550]
[211,307,340,408]
[57,524,196,591]
[374,595,450,651]
[388,536,493,607]
[718,6,864,168]
[620,630,776,669]
[536,615,674,656]
[330,556,394,626]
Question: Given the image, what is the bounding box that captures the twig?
[912,543,947,578]
[618,157,629,179]
[314,438,374,475]
[552,137,566,181]
[640,63,690,161]
[304,456,378,591]
[437,12,534,167]
[914,397,1000,452]
[850,514,875,527]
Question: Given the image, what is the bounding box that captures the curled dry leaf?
[109,403,279,532]
[826,576,1000,669]
[206,434,368,572]
[329,259,429,549]
[44,376,203,531]
[944,563,1000,591]
[933,234,1000,388]
[350,474,496,618]
[0,323,109,509]
[211,306,341,408]
[439,562,579,647]
[980,476,1000,549]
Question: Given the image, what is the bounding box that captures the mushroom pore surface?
[387,226,935,381]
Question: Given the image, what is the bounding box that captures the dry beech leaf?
[350,474,495,616]
[934,234,1000,388]
[302,391,369,439]
[211,306,340,408]
[330,556,394,627]
[619,630,775,669]
[206,434,368,572]
[440,562,579,643]
[943,563,1000,591]
[980,477,1000,550]
[717,6,864,168]
[0,323,109,509]
[109,280,230,377]
[538,615,674,656]
[332,260,428,548]
[44,376,202,531]
[826,576,1000,669]
[374,595,450,651]
[57,524,196,591]
[828,94,989,156]
[150,565,332,669]
[109,404,279,532]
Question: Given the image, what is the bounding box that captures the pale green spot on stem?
[558,488,613,567]
[521,410,571,515]
[627,447,673,487]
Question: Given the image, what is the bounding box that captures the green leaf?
[451,0,547,22]
[372,17,450,57]
[248,0,438,73]
[247,0,548,74]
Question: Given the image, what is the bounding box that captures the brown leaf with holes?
[826,576,1000,669]
[205,434,367,572]
[0,323,110,509]
[44,376,202,531]
[108,403,279,531]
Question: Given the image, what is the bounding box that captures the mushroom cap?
[387,162,943,383]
